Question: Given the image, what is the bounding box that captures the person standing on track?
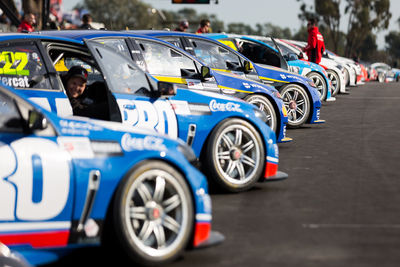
[303,18,325,64]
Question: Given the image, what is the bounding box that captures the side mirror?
[201,66,212,81]
[287,53,298,61]
[158,81,177,96]
[243,60,253,73]
[298,53,304,59]
[28,110,47,131]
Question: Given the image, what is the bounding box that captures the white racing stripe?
[196,213,212,222]
[0,221,71,232]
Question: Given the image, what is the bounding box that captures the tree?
[83,0,161,30]
[385,31,400,66]
[344,0,391,57]
[296,0,391,58]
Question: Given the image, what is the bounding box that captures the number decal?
[0,138,71,221]
[117,99,178,138]
[0,51,30,76]
[14,52,30,76]
[0,143,17,220]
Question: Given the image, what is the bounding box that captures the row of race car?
[0,29,396,267]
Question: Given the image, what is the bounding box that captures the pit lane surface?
[46,82,400,267]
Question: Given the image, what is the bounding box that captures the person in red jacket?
[196,19,210,34]
[304,18,325,64]
[18,13,36,32]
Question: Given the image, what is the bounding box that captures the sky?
[64,0,400,49]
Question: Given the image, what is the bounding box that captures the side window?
[54,56,103,86]
[0,43,52,90]
[159,37,184,49]
[136,40,197,77]
[95,38,131,58]
[239,39,281,67]
[88,43,151,95]
[0,91,23,133]
[188,38,241,70]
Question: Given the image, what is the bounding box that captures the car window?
[187,38,242,70]
[95,38,131,58]
[136,39,197,76]
[54,56,104,86]
[86,41,151,95]
[159,36,184,49]
[0,91,23,133]
[0,43,52,90]
[237,39,281,67]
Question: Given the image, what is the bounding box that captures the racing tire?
[280,84,310,128]
[326,69,340,97]
[203,118,265,193]
[306,72,327,101]
[108,160,194,266]
[244,94,277,133]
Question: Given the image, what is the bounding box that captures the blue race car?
[38,30,291,143]
[0,83,219,266]
[138,31,324,128]
[0,33,287,193]
[228,34,335,102]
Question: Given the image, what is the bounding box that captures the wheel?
[244,94,277,133]
[326,69,340,96]
[203,118,265,193]
[378,73,385,83]
[280,84,310,128]
[109,160,194,266]
[306,72,327,101]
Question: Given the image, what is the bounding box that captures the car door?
[181,37,262,81]
[84,40,179,138]
[0,89,74,247]
[130,37,222,92]
[0,40,72,116]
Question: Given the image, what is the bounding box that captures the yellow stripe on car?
[153,76,187,84]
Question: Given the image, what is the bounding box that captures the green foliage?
[83,0,160,30]
[385,31,400,66]
[297,0,392,61]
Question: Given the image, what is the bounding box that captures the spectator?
[18,13,36,33]
[196,19,210,34]
[303,18,325,64]
[79,13,93,29]
[174,20,189,32]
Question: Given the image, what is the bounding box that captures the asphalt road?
[46,82,400,267]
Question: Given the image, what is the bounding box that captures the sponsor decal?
[243,82,251,89]
[121,133,167,152]
[209,99,242,112]
[58,137,94,158]
[169,100,191,115]
[186,79,204,89]
[0,76,29,88]
[280,74,287,79]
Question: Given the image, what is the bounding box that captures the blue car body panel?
[0,83,212,266]
[37,30,290,143]
[0,33,282,181]
[136,31,323,125]
[231,35,333,101]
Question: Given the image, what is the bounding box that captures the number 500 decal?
[0,138,70,221]
[0,51,30,75]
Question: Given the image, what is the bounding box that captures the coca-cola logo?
[121,133,167,152]
[209,99,242,112]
